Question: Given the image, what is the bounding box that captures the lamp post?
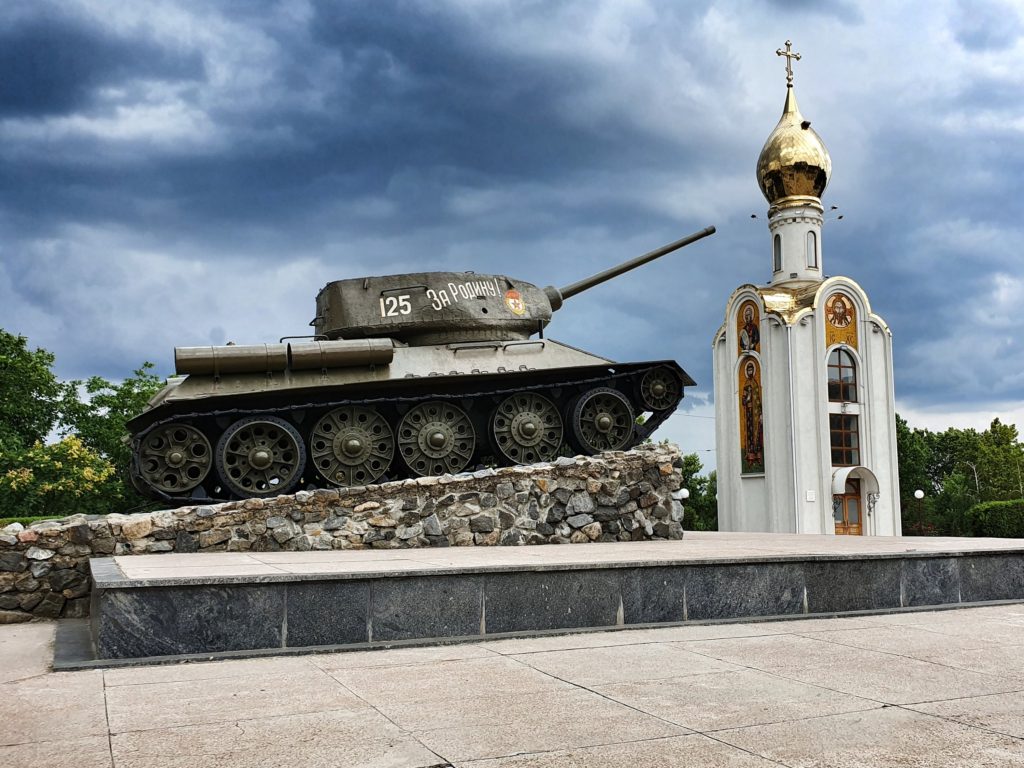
[913,489,925,534]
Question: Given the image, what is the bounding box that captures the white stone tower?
[713,42,901,536]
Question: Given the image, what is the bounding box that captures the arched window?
[773,234,782,272]
[806,231,818,268]
[827,348,857,402]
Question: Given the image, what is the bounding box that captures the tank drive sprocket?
[640,365,682,411]
[571,387,636,454]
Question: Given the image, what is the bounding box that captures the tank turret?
[313,227,715,345]
[127,227,716,503]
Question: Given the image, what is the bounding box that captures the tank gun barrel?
[544,225,716,310]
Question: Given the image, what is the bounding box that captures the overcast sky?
[3,0,1023,470]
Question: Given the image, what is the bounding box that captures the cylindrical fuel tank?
[174,344,289,375]
[174,339,395,376]
[287,339,395,370]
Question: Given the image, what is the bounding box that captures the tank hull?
[127,339,695,504]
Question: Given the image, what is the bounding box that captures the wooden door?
[834,479,863,535]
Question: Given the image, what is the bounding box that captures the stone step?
[58,532,1024,668]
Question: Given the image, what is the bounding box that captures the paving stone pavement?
[2,604,1024,767]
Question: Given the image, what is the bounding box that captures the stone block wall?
[0,444,685,621]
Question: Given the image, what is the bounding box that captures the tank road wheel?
[138,423,212,494]
[492,393,563,465]
[398,401,475,477]
[640,366,681,411]
[571,387,635,454]
[310,406,394,486]
[215,416,306,498]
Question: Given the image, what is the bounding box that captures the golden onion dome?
[756,85,831,205]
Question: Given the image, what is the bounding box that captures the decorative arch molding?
[813,277,872,319]
[825,342,864,364]
[831,466,879,496]
[831,466,881,517]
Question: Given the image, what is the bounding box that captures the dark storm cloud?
[0,7,204,117]
[2,0,1024,447]
[1,0,721,252]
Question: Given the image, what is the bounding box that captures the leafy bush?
[965,499,1024,538]
[0,435,123,518]
[1,329,163,517]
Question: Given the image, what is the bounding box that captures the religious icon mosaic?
[825,292,857,349]
[737,299,761,354]
[738,355,764,474]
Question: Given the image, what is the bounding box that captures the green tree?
[0,329,163,519]
[0,331,72,452]
[59,364,163,471]
[897,413,1024,536]
[678,453,717,531]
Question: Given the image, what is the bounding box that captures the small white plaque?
[805,490,816,502]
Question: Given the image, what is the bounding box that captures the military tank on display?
[126,226,715,503]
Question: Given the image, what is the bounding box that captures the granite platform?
[66,532,1024,668]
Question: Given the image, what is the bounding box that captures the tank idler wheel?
[492,393,563,465]
[640,366,681,411]
[138,423,212,494]
[216,416,306,498]
[310,406,394,487]
[571,387,635,454]
[398,401,475,477]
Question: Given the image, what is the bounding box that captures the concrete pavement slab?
[909,691,1024,739]
[509,642,739,686]
[678,632,1022,704]
[454,734,779,767]
[329,655,573,705]
[715,705,1024,767]
[478,623,775,655]
[0,670,106,746]
[0,621,54,683]
[675,632,859,673]
[0,736,112,768]
[4,602,1024,766]
[103,655,318,687]
[104,666,367,732]
[593,668,878,732]
[798,625,1024,678]
[905,644,1024,681]
[793,624,997,655]
[405,687,688,761]
[109,709,442,768]
[771,652,1022,704]
[309,642,499,671]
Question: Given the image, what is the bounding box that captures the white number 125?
[379,295,412,317]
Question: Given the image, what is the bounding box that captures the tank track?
[128,363,686,506]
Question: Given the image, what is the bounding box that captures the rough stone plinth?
[0,445,685,619]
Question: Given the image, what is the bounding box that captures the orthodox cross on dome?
[776,40,801,86]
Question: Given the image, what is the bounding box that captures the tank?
[127,226,716,503]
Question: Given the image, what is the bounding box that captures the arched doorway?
[831,467,880,536]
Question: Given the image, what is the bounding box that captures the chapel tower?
[712,42,901,535]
